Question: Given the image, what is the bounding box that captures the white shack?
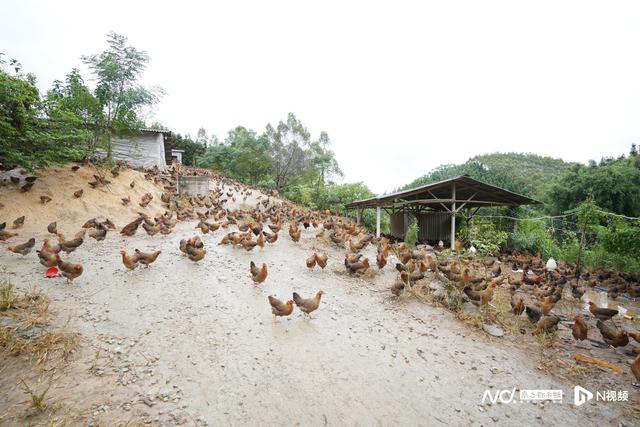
[100,129,172,169]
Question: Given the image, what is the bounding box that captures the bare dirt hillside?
[0,165,167,237]
[0,165,638,426]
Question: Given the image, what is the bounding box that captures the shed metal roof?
[345,175,541,210]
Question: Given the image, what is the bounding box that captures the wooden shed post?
[450,182,456,250]
[376,206,381,238]
[356,208,361,226]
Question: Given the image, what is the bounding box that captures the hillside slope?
[401,152,575,198]
[0,165,169,237]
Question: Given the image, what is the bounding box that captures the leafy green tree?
[196,126,271,184]
[172,133,205,166]
[546,156,640,217]
[45,69,103,155]
[266,113,312,192]
[82,32,164,156]
[0,55,85,168]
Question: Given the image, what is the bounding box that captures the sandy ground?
[0,173,637,426]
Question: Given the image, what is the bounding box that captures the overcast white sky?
[3,1,640,193]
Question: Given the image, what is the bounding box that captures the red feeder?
[45,267,60,278]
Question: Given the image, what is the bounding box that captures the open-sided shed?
[345,175,541,249]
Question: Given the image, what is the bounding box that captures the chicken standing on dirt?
[533,315,560,335]
[121,217,143,237]
[120,250,140,270]
[13,216,25,229]
[135,249,161,267]
[314,252,328,269]
[596,320,629,348]
[306,254,317,269]
[588,301,618,321]
[511,294,524,316]
[572,315,588,341]
[57,259,84,282]
[268,296,294,319]
[292,290,324,317]
[632,355,640,381]
[7,238,36,256]
[187,247,206,262]
[250,261,268,284]
[58,233,84,254]
[47,222,57,234]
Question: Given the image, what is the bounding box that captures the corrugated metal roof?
[345,175,541,209]
[139,128,172,135]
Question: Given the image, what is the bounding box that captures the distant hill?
[400,153,576,198]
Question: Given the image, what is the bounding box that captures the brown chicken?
[306,254,317,269]
[135,249,161,267]
[47,222,57,234]
[268,296,295,318]
[391,280,406,296]
[511,294,525,316]
[74,189,83,198]
[89,225,107,241]
[464,283,496,305]
[533,315,560,335]
[632,354,640,381]
[345,256,370,274]
[540,295,554,316]
[292,290,324,317]
[120,250,140,270]
[256,232,265,248]
[596,320,629,348]
[572,314,588,341]
[376,252,388,269]
[588,301,618,321]
[250,261,268,283]
[122,196,131,206]
[42,238,61,254]
[7,237,36,256]
[120,217,143,236]
[38,250,60,267]
[314,252,328,269]
[289,223,301,242]
[241,238,258,251]
[21,182,34,192]
[263,231,278,244]
[57,259,84,282]
[58,234,83,253]
[13,216,25,229]
[40,195,52,204]
[142,222,161,236]
[0,230,17,241]
[187,247,206,262]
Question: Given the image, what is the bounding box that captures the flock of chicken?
[428,252,640,382]
[1,163,350,320]
[3,162,640,381]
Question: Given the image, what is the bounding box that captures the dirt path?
[0,185,634,425]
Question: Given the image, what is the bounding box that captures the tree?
[0,55,85,168]
[171,133,205,166]
[82,32,163,157]
[196,127,209,147]
[45,69,103,155]
[266,113,312,192]
[196,126,271,184]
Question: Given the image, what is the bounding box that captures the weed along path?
[0,215,630,426]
